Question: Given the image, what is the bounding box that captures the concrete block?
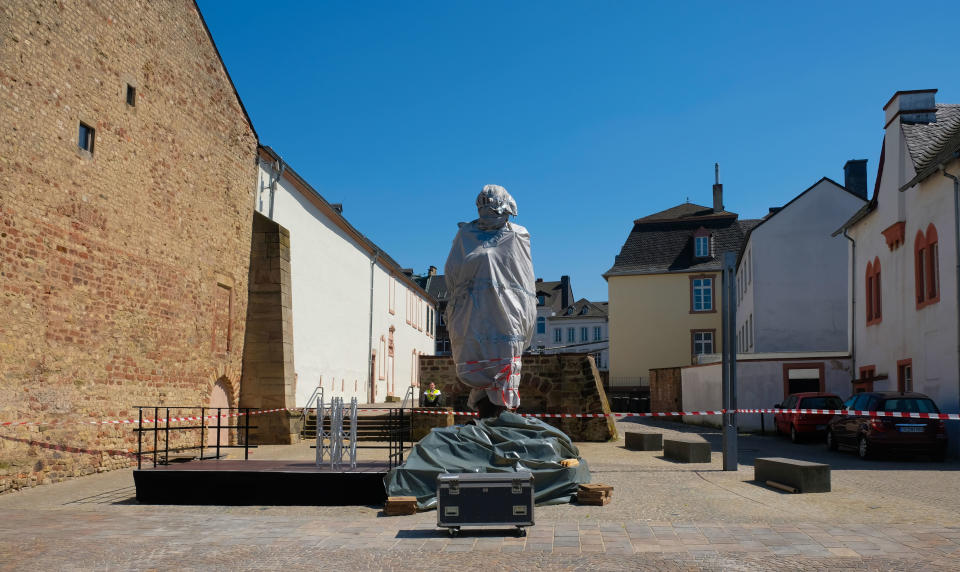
[625,431,662,451]
[663,437,711,463]
[754,457,830,493]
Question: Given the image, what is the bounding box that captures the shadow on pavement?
[620,417,960,471]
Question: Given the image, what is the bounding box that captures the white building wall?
[737,180,865,354]
[256,161,435,407]
[681,356,852,431]
[850,152,959,415]
[544,317,609,369]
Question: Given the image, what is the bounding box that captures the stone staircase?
[300,410,410,442]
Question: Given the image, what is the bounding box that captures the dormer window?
[580,306,589,315]
[695,236,709,257]
[693,227,712,258]
[537,295,545,306]
[566,307,574,315]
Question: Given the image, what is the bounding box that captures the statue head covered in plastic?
[475,184,517,231]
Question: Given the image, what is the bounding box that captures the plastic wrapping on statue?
[384,411,591,510]
[444,185,537,410]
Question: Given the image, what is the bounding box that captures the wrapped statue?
[444,185,537,417]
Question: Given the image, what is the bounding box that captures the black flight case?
[436,471,534,536]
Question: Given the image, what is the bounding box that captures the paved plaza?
[2,417,960,570]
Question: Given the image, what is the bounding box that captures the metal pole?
[164,407,171,464]
[244,408,250,460]
[216,407,222,459]
[722,252,738,471]
[200,406,205,458]
[152,406,158,468]
[137,408,143,470]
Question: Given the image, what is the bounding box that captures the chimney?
[536,277,543,283]
[712,163,723,212]
[428,265,437,276]
[560,275,571,308]
[331,203,343,214]
[843,159,868,200]
[883,89,937,128]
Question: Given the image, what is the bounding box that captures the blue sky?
[198,1,959,302]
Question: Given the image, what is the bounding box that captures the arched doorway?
[207,378,231,453]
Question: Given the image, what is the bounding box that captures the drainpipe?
[842,229,856,378]
[941,163,960,430]
[367,249,381,402]
[268,159,285,220]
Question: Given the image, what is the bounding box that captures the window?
[554,328,562,343]
[694,236,709,257]
[126,84,136,106]
[593,326,602,341]
[580,327,588,342]
[897,359,913,393]
[865,258,881,325]
[567,328,575,343]
[915,224,940,308]
[580,306,589,315]
[537,295,545,306]
[748,314,753,349]
[747,250,752,284]
[78,122,95,154]
[389,278,396,314]
[536,317,546,334]
[591,352,602,368]
[690,276,713,312]
[783,363,824,395]
[692,330,714,358]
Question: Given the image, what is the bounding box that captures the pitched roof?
[535,278,574,313]
[548,298,608,321]
[901,104,960,188]
[605,209,759,277]
[416,274,448,301]
[636,202,736,223]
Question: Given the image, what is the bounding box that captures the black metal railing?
[134,406,257,469]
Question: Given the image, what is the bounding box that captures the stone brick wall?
[239,213,296,444]
[419,354,617,442]
[0,1,258,492]
[650,367,683,412]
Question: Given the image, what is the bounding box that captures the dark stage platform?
[133,460,390,505]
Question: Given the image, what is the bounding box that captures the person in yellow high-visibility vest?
[421,382,443,407]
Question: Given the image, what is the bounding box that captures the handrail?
[296,382,323,437]
[400,384,415,410]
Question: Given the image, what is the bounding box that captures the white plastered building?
[256,146,436,406]
[836,89,960,456]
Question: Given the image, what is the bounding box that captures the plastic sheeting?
[444,185,536,410]
[384,412,591,510]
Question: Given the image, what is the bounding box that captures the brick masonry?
[649,367,682,412]
[0,1,258,492]
[418,354,617,441]
[239,213,296,444]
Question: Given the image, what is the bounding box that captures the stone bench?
[625,431,662,451]
[663,436,711,463]
[754,457,830,493]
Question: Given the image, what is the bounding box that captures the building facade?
[0,1,258,489]
[543,299,609,371]
[735,171,867,355]
[531,276,574,350]
[605,179,757,387]
[256,147,436,406]
[837,90,960,455]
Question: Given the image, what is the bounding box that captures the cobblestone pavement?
[1,417,959,570]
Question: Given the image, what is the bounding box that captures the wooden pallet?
[384,496,418,516]
[577,483,613,506]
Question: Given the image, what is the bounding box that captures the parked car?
[825,391,948,461]
[774,392,844,443]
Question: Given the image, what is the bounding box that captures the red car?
[774,392,844,443]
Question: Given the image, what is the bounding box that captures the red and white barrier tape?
[2,406,959,429]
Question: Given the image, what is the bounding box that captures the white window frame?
[695,236,709,257]
[693,331,714,355]
[692,278,713,312]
